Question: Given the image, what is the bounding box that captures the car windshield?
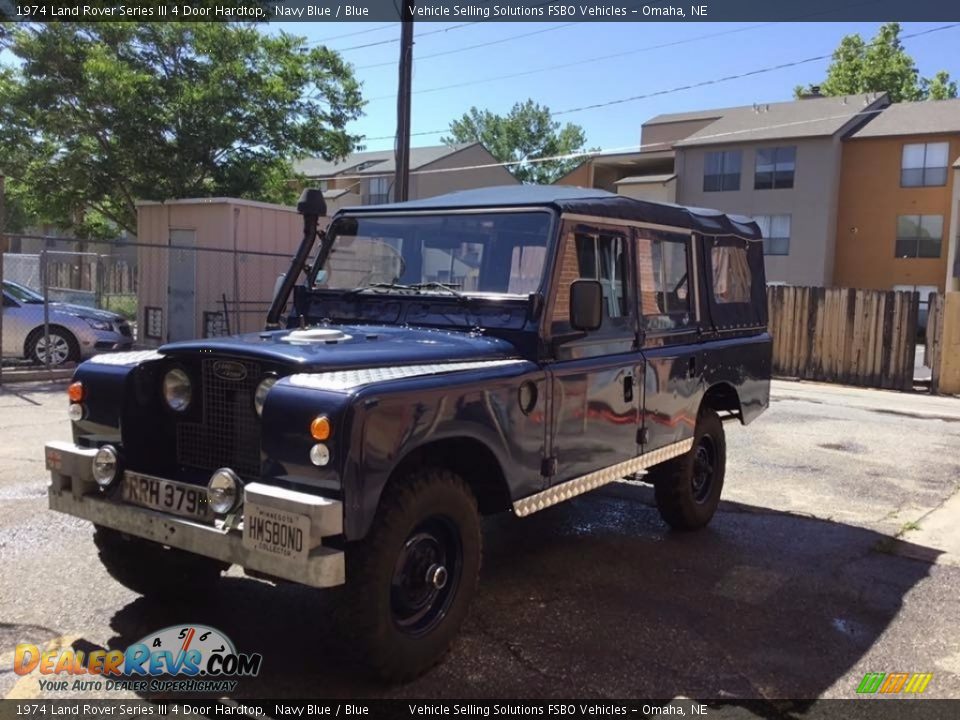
[312,211,552,296]
[3,281,44,303]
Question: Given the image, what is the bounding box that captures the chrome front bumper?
[44,441,345,588]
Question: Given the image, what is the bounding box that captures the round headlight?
[92,445,119,487]
[208,468,241,514]
[254,376,278,417]
[163,368,192,412]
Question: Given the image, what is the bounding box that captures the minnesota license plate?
[122,472,212,521]
[242,503,310,562]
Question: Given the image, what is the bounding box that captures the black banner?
[2,0,960,23]
[2,700,960,720]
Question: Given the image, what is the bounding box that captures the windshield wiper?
[341,282,415,297]
[409,282,467,299]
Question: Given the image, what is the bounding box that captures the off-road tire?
[26,326,80,366]
[93,525,229,596]
[341,467,481,682]
[653,409,726,531]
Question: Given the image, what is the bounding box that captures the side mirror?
[569,279,603,331]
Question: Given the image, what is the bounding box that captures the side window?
[637,231,692,331]
[711,245,752,303]
[551,225,630,332]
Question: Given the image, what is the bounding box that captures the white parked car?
[2,280,133,365]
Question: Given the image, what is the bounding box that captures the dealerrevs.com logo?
[13,625,262,694]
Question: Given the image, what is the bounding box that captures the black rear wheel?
[653,409,726,531]
[341,467,481,681]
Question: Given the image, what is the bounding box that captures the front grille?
[176,359,262,480]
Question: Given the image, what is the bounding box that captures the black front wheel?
[652,409,726,531]
[341,467,481,681]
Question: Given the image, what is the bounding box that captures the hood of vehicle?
[49,303,124,322]
[158,324,520,369]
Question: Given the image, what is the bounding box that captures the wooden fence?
[767,286,920,391]
[925,292,943,393]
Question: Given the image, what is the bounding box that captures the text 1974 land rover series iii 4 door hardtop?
[45,186,770,679]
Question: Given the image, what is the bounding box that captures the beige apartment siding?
[411,144,519,199]
[676,137,840,286]
[641,118,719,151]
[617,179,677,204]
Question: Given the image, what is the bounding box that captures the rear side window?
[637,231,692,331]
[711,246,752,303]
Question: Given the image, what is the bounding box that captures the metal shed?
[136,198,315,345]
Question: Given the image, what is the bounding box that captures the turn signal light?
[310,415,331,441]
[68,382,84,403]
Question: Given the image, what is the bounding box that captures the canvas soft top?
[339,185,762,241]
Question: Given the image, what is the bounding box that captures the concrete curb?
[0,367,73,383]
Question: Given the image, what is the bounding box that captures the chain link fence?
[2,234,293,381]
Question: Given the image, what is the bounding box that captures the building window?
[901,142,949,187]
[703,150,742,192]
[637,231,691,331]
[752,215,791,256]
[896,215,943,258]
[366,177,391,205]
[144,307,163,340]
[754,146,796,189]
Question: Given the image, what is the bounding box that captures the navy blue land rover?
[46,186,770,679]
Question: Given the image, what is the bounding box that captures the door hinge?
[637,427,650,445]
[541,457,558,478]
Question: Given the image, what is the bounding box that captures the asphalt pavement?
[1,378,959,701]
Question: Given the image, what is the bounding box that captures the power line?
[362,22,775,102]
[310,23,396,44]
[358,22,960,141]
[354,23,578,70]
[320,22,481,52]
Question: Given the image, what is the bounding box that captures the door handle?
[623,374,634,403]
[688,356,697,377]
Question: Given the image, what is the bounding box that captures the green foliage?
[442,100,592,185]
[0,22,364,236]
[796,23,956,103]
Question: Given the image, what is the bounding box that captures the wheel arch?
[385,436,512,517]
[699,381,743,424]
[24,323,79,359]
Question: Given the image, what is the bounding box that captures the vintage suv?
[45,186,770,679]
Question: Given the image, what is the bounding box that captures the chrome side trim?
[287,359,528,392]
[87,350,164,366]
[512,438,694,517]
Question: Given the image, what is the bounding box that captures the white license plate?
[242,503,310,562]
[122,472,212,521]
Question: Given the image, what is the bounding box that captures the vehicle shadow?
[103,485,939,706]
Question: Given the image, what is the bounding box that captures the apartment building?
[833,99,960,298]
[294,143,517,213]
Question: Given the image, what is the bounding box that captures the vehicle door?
[2,289,27,359]
[545,219,642,485]
[636,228,703,452]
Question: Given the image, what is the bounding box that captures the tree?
[442,100,591,185]
[0,23,363,237]
[795,23,957,103]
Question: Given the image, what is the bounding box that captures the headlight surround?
[254,376,278,417]
[82,317,114,331]
[162,368,192,412]
[208,468,241,514]
[92,445,119,487]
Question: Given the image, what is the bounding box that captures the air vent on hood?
[280,327,352,344]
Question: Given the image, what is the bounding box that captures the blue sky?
[270,20,960,154]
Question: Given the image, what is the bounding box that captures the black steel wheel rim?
[691,436,716,503]
[390,516,462,636]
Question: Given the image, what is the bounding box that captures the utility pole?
[394,4,414,202]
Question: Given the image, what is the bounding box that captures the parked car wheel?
[93,525,229,596]
[341,467,481,681]
[26,326,79,366]
[652,409,726,531]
